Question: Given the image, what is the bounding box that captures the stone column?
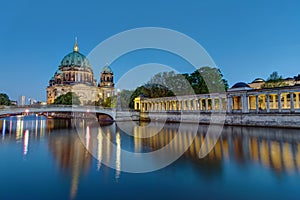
[187,100,191,110]
[199,99,203,110]
[277,92,281,112]
[205,98,209,111]
[266,94,270,113]
[290,92,294,112]
[211,98,215,112]
[219,97,223,111]
[227,96,232,113]
[242,94,249,113]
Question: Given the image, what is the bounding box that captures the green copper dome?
[55,69,63,74]
[102,65,113,73]
[60,51,91,68]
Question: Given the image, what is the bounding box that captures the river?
[0,115,300,199]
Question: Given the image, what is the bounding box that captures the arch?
[0,106,116,120]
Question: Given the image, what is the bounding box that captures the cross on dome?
[73,37,79,52]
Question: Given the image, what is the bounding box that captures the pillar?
[205,98,208,111]
[227,96,232,113]
[266,94,270,113]
[290,92,294,112]
[277,92,281,112]
[199,99,203,110]
[194,99,198,110]
[242,94,249,113]
[211,98,215,111]
[219,97,223,111]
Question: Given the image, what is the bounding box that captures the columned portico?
[136,85,300,114]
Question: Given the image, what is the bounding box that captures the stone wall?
[140,111,300,128]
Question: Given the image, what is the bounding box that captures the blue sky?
[1,0,300,101]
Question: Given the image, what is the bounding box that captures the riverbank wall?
[139,111,300,128]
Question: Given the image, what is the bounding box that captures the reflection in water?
[48,128,92,199]
[23,130,29,155]
[1,116,300,199]
[115,131,121,180]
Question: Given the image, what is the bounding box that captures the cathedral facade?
[46,40,114,105]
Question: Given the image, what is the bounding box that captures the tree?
[188,67,228,94]
[128,67,229,108]
[262,71,287,88]
[102,96,117,108]
[53,92,81,105]
[267,71,282,82]
[119,89,133,109]
[0,93,11,106]
[148,71,194,96]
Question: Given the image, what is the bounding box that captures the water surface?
[0,116,300,199]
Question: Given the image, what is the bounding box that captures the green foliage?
[147,67,228,95]
[148,71,193,96]
[53,92,81,105]
[189,67,228,94]
[119,89,133,109]
[102,96,117,108]
[267,71,282,82]
[128,66,228,108]
[0,93,11,106]
[262,71,287,88]
[129,84,175,108]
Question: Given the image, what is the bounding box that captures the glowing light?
[23,130,29,155]
[97,128,103,170]
[115,132,121,180]
[87,109,90,113]
[24,109,29,113]
[2,120,6,139]
[86,126,90,151]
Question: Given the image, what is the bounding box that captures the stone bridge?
[0,105,116,120]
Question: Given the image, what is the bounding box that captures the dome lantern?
[73,37,79,52]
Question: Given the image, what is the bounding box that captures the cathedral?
[46,39,114,105]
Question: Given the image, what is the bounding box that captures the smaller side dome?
[102,65,113,73]
[231,82,250,89]
[252,78,265,83]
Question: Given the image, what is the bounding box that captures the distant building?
[248,76,300,89]
[46,39,114,105]
[10,100,17,106]
[28,98,37,105]
[19,95,26,106]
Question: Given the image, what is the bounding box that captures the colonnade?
[134,86,300,113]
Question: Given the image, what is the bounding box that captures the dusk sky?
[1,0,300,101]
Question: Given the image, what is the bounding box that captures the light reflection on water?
[0,116,300,199]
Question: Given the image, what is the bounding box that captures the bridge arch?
[0,106,116,120]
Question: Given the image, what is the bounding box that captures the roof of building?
[252,78,265,83]
[55,69,63,74]
[231,82,251,89]
[102,65,113,73]
[60,40,91,69]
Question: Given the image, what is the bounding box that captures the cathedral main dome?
[60,51,91,68]
[47,38,115,105]
[59,40,91,68]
